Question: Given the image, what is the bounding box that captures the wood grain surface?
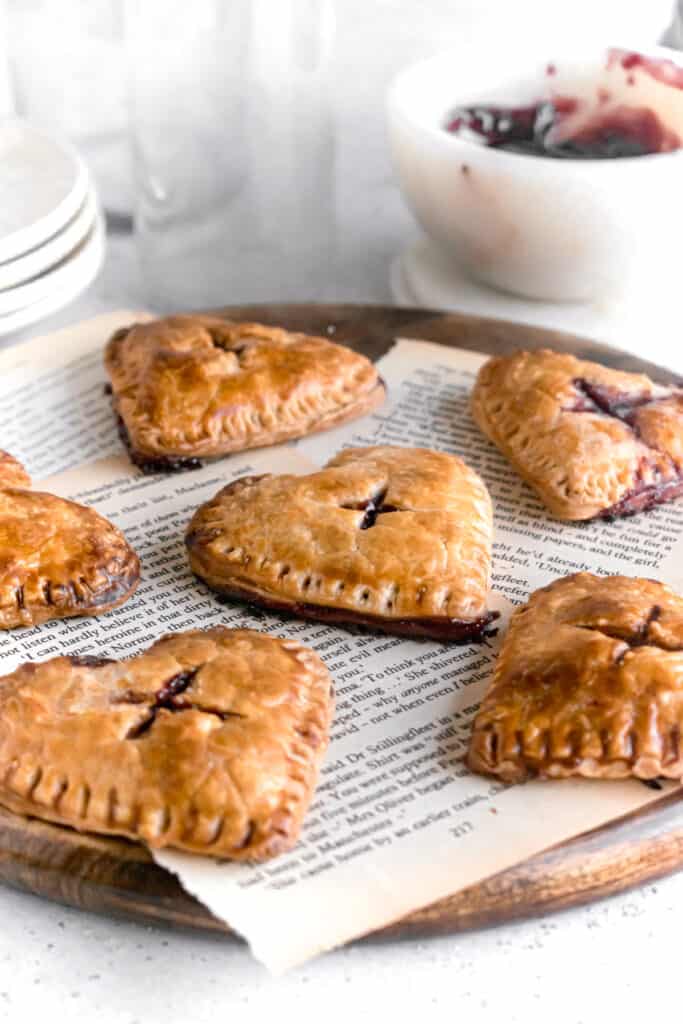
[2,303,682,943]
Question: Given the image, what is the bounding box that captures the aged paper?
[0,310,151,479]
[0,317,679,973]
[15,449,671,974]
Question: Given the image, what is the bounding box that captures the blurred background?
[0,0,680,342]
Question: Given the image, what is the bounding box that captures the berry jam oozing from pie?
[568,378,683,519]
[444,50,683,159]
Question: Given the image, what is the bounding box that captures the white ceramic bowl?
[387,45,683,302]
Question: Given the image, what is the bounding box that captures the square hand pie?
[0,451,139,629]
[0,628,333,860]
[471,348,683,520]
[468,572,683,782]
[186,446,497,642]
[105,315,386,471]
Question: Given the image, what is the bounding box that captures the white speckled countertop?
[2,860,682,1022]
[0,227,682,1021]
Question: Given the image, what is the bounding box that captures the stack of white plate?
[0,118,106,337]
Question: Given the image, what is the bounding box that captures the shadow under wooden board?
[2,302,683,944]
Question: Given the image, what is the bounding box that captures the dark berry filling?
[571,379,655,432]
[445,99,678,158]
[209,582,499,644]
[566,377,683,519]
[577,604,663,661]
[341,487,401,529]
[601,477,683,521]
[153,669,198,709]
[123,666,243,739]
[115,414,203,475]
[610,49,683,90]
[445,50,683,159]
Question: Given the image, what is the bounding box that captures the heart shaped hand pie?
[468,572,683,782]
[105,315,385,471]
[0,451,139,628]
[471,349,683,520]
[0,628,332,859]
[186,446,497,642]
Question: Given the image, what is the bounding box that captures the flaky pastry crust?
[186,446,497,642]
[471,349,683,520]
[0,451,31,489]
[0,452,139,629]
[0,628,333,859]
[105,316,385,471]
[468,573,683,782]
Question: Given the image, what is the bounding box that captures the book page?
[0,311,151,479]
[0,322,677,974]
[13,447,667,974]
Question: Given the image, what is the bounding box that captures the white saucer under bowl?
[387,44,683,303]
[0,212,105,338]
[391,236,682,373]
[0,119,90,264]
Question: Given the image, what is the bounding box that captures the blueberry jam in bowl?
[387,46,683,302]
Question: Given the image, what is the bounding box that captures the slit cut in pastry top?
[0,628,333,861]
[471,349,683,520]
[185,445,496,626]
[468,573,683,783]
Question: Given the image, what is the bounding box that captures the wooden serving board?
[3,302,683,942]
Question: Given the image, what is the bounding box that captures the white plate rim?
[0,202,104,315]
[0,215,105,337]
[0,188,98,292]
[0,120,91,264]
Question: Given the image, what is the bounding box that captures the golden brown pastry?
[186,445,497,642]
[0,628,333,860]
[0,451,139,628]
[105,315,385,471]
[468,572,683,782]
[0,451,31,489]
[471,348,683,520]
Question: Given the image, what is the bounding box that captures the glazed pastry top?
[468,573,683,782]
[186,445,495,628]
[0,628,333,860]
[471,348,683,520]
[105,316,385,467]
